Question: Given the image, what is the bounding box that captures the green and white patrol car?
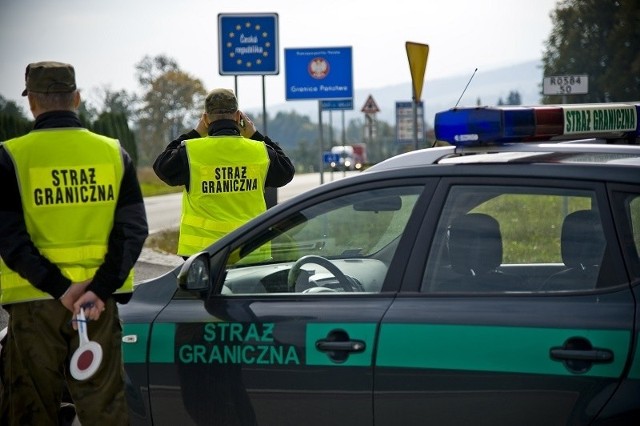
[12,102,640,425]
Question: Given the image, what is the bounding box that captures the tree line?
[542,0,639,103]
[0,94,138,165]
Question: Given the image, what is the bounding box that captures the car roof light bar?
[435,103,639,147]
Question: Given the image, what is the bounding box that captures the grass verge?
[138,167,181,197]
[138,167,180,254]
[144,228,179,254]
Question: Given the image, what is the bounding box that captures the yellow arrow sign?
[406,42,429,101]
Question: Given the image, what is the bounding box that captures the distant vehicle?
[329,145,354,171]
[351,143,367,169]
[330,143,367,171]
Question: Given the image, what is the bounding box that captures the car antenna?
[454,68,478,109]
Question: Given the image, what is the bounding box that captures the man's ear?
[27,93,39,118]
[73,91,81,109]
[27,94,36,112]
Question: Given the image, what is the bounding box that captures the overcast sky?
[0,0,559,114]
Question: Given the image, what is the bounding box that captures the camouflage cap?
[21,61,77,96]
[205,88,238,114]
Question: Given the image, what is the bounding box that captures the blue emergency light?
[434,103,640,147]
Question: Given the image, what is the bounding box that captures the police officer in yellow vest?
[0,62,148,425]
[154,88,295,258]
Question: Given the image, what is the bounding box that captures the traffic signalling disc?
[70,308,103,381]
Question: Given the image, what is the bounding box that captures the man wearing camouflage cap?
[0,61,148,424]
[154,88,295,258]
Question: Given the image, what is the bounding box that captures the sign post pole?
[318,101,324,184]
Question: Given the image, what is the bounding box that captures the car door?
[603,183,640,420]
[374,176,636,426]
[145,181,429,426]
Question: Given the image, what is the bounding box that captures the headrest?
[561,210,606,268]
[448,213,503,275]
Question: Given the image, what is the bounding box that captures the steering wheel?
[287,255,359,292]
[302,286,338,294]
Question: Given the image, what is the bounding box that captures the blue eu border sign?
[218,13,279,75]
[285,47,353,100]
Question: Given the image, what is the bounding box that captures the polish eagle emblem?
[308,57,329,79]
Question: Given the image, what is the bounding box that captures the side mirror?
[177,252,210,292]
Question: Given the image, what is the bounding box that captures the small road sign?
[321,99,354,111]
[395,101,424,144]
[323,152,340,164]
[361,95,380,114]
[543,75,589,95]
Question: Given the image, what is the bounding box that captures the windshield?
[229,186,423,267]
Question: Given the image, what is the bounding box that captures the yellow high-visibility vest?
[0,128,133,304]
[178,135,270,258]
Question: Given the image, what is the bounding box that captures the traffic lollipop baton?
[70,306,103,381]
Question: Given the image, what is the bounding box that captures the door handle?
[549,348,613,363]
[550,336,613,374]
[315,329,366,363]
[316,340,365,353]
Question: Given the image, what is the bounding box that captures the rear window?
[422,185,627,293]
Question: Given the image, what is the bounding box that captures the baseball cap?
[21,61,77,96]
[205,88,238,114]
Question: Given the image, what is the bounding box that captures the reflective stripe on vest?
[178,135,270,257]
[1,128,133,304]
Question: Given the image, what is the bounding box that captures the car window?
[621,192,640,279]
[630,195,640,256]
[422,185,626,293]
[221,186,423,295]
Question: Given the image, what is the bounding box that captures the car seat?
[437,213,515,292]
[542,210,606,291]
